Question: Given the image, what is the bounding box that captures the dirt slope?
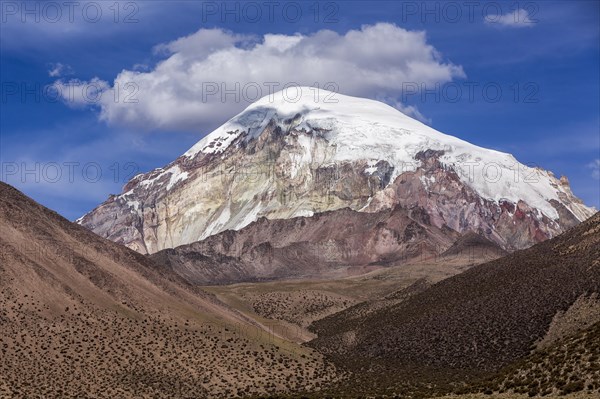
[0,182,338,398]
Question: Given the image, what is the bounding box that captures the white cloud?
[48,62,74,77]
[589,159,600,180]
[485,9,536,28]
[55,23,465,132]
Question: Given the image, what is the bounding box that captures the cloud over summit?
[57,23,465,132]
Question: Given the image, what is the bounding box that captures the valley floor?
[203,255,478,342]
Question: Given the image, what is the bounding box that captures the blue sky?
[1,0,599,220]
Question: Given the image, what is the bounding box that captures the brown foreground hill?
[0,182,339,398]
[309,211,600,397]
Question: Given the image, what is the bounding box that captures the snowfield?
[183,87,592,221]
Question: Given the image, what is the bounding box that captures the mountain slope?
[0,182,338,398]
[150,204,459,285]
[78,88,594,255]
[309,212,600,394]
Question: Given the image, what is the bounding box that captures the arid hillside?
[0,182,339,398]
[479,319,600,396]
[309,212,600,396]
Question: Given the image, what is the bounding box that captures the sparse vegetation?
[248,290,356,327]
[0,182,340,398]
[472,321,600,397]
[0,298,340,398]
[307,212,600,397]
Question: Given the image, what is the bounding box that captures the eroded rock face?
[363,152,586,251]
[149,205,459,285]
[78,89,595,255]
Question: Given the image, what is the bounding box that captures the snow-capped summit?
[78,87,595,254]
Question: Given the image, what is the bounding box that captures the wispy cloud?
[49,78,110,108]
[377,96,431,125]
[48,62,74,77]
[485,8,537,28]
[589,159,600,180]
